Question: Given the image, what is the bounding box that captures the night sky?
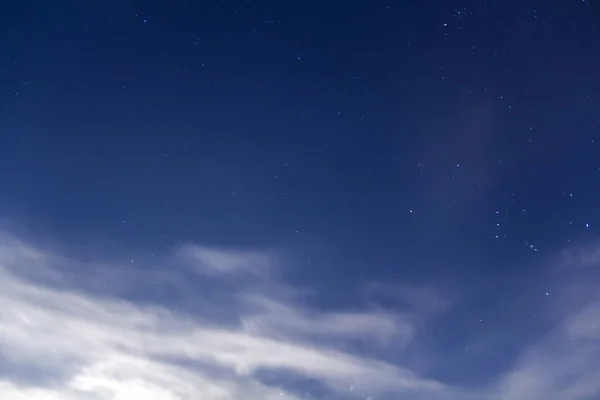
[1,1,600,399]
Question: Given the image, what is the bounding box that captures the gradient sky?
[1,1,600,399]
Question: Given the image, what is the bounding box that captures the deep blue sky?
[1,1,600,399]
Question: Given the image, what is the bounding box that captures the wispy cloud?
[496,303,600,400]
[558,239,600,270]
[179,244,274,277]
[364,281,454,315]
[0,234,447,400]
[239,295,414,347]
[493,244,600,400]
[2,233,600,400]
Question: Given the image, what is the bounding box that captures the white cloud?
[494,245,600,400]
[496,318,600,400]
[240,295,414,346]
[179,244,274,276]
[0,235,448,400]
[2,233,600,400]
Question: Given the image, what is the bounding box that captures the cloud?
[239,294,414,347]
[496,303,600,400]
[0,234,448,400]
[493,244,600,400]
[364,281,454,315]
[558,239,600,270]
[2,232,600,400]
[179,244,274,277]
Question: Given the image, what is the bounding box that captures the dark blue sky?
[1,1,600,399]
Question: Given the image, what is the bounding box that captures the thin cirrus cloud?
[179,244,275,276]
[497,301,600,400]
[0,234,448,400]
[1,233,600,400]
[238,294,415,347]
